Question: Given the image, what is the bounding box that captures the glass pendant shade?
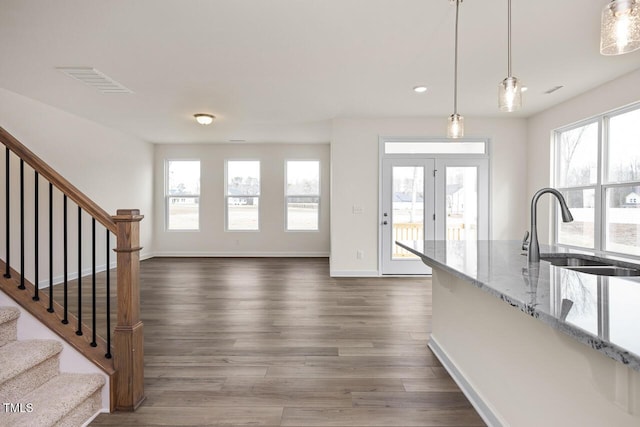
[498,76,522,112]
[600,0,640,55]
[447,114,464,139]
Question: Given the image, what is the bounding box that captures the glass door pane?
[446,167,478,241]
[392,166,424,259]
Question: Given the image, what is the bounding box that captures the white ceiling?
[1,0,639,144]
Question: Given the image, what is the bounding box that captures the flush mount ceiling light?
[413,85,428,93]
[194,114,215,125]
[498,0,523,112]
[601,0,640,55]
[447,0,464,139]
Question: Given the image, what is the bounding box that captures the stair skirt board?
[0,299,110,423]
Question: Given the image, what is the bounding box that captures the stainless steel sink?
[539,254,640,276]
[540,256,608,267]
[562,266,640,276]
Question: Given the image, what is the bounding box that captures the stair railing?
[0,127,144,412]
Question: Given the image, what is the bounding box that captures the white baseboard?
[81,409,108,427]
[428,336,502,427]
[33,251,326,288]
[35,262,116,288]
[329,270,380,277]
[151,251,330,258]
[140,252,154,261]
[34,251,153,289]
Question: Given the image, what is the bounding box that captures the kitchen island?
[397,240,640,427]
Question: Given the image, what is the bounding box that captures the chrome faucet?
[526,188,574,263]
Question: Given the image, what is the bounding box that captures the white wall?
[0,88,154,284]
[330,117,528,276]
[527,69,640,244]
[153,143,330,256]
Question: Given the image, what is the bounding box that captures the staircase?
[0,306,104,426]
[0,126,145,413]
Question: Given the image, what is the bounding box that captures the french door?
[381,159,435,274]
[380,157,488,275]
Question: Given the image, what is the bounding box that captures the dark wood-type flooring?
[81,257,484,426]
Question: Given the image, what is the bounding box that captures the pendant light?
[498,0,522,112]
[447,0,464,139]
[600,0,640,55]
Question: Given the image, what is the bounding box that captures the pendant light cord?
[453,0,460,115]
[507,0,512,77]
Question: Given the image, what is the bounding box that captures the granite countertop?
[396,239,640,372]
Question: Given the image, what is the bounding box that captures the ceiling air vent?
[544,85,564,95]
[56,67,133,94]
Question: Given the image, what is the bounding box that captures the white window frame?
[165,159,200,232]
[285,160,320,232]
[553,102,640,259]
[225,159,261,232]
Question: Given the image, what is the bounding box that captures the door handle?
[383,221,388,225]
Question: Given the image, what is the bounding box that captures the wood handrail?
[0,127,116,234]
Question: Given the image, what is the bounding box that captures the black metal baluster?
[18,160,24,290]
[76,206,82,336]
[33,171,39,300]
[62,195,68,325]
[91,218,97,347]
[47,183,54,313]
[105,230,112,359]
[4,147,10,279]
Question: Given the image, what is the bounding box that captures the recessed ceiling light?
[521,86,529,92]
[413,86,428,93]
[194,113,215,125]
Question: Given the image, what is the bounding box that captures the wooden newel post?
[112,209,145,411]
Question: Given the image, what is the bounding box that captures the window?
[554,104,640,257]
[286,160,320,231]
[384,141,486,155]
[226,160,260,231]
[166,160,200,230]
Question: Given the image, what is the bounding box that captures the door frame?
[378,136,491,275]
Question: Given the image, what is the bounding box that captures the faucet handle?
[522,231,530,251]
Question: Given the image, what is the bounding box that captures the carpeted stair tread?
[0,306,105,425]
[3,373,105,427]
[0,306,20,347]
[0,306,20,324]
[0,339,63,384]
[7,374,105,426]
